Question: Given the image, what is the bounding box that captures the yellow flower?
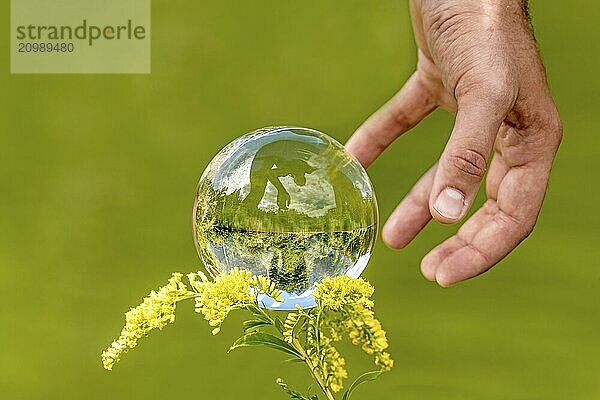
[314,275,374,311]
[192,268,255,331]
[302,313,349,392]
[322,342,347,392]
[101,273,190,370]
[190,268,283,334]
[315,275,394,372]
[102,267,393,398]
[282,311,299,343]
[308,334,347,393]
[102,268,278,370]
[375,351,394,371]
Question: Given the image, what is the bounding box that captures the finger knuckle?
[446,148,487,180]
[519,218,536,240]
[457,75,515,110]
[528,105,563,145]
[425,4,468,35]
[484,80,515,108]
[497,210,536,241]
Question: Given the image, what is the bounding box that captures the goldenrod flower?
[282,311,299,343]
[101,273,190,370]
[313,275,374,310]
[102,269,394,398]
[191,268,255,331]
[315,275,394,372]
[302,312,349,392]
[190,268,283,334]
[319,338,347,392]
[375,351,394,371]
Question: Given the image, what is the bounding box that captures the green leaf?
[244,304,271,323]
[228,332,302,358]
[242,319,271,332]
[284,357,305,363]
[341,371,382,400]
[273,316,284,333]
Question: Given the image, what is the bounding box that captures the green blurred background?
[1,1,598,399]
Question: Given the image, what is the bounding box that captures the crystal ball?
[193,126,378,309]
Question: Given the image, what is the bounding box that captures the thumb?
[430,95,508,223]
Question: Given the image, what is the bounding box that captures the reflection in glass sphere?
[193,126,378,309]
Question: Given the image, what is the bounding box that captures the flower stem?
[291,338,335,400]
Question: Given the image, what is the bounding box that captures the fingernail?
[435,271,452,287]
[434,187,465,220]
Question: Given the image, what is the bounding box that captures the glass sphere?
[193,126,378,309]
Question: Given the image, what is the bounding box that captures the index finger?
[345,71,437,168]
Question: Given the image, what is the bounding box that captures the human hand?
[345,0,562,286]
